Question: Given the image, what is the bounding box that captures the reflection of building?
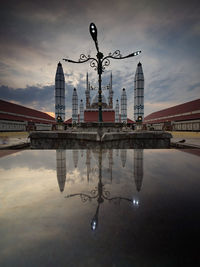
[108,150,113,181]
[86,150,91,182]
[66,148,137,231]
[120,149,127,168]
[73,150,79,168]
[134,149,143,192]
[56,150,66,192]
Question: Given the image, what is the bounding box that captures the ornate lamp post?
[63,22,141,123]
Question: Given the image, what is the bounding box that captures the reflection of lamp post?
[65,149,139,231]
[63,23,141,122]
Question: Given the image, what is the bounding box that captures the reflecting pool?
[0,149,200,266]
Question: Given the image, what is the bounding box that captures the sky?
[0,0,199,119]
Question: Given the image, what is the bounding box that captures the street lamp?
[63,22,141,123]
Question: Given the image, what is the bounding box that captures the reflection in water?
[1,149,199,266]
[108,150,113,182]
[116,149,119,157]
[134,149,143,192]
[55,149,144,201]
[73,150,79,168]
[65,149,141,231]
[56,150,66,193]
[86,149,91,183]
[120,149,127,168]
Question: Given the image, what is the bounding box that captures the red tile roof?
[144,99,200,123]
[0,99,55,123]
[127,118,134,124]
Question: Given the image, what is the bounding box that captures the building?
[67,72,136,125]
[0,99,55,131]
[55,62,65,122]
[134,62,144,121]
[144,99,200,131]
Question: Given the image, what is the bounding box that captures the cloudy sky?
[0,0,199,119]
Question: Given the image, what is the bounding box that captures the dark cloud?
[0,85,54,112]
[0,0,200,115]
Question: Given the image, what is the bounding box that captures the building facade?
[144,99,200,131]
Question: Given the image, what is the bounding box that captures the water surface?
[0,149,199,266]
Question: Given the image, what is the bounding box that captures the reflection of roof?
[0,99,55,124]
[144,99,200,123]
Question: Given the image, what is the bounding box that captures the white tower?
[108,72,113,108]
[56,150,66,193]
[80,99,84,123]
[121,88,127,123]
[85,73,90,109]
[115,99,119,122]
[55,62,65,121]
[134,62,144,121]
[72,88,78,123]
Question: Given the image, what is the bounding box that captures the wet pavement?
[0,149,200,266]
[0,132,30,149]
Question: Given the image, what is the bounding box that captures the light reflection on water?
[0,149,200,266]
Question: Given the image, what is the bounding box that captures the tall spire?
[72,88,78,123]
[108,72,113,108]
[85,72,90,108]
[79,99,84,123]
[115,99,119,122]
[55,62,65,121]
[134,62,144,121]
[121,88,127,123]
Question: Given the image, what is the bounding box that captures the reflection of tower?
[121,88,127,123]
[108,150,113,181]
[56,150,66,193]
[86,150,91,182]
[85,73,90,108]
[55,62,65,121]
[80,99,84,122]
[120,149,127,168]
[134,149,143,192]
[108,72,113,108]
[72,88,78,123]
[134,62,144,121]
[115,99,119,122]
[73,150,79,168]
[116,149,119,157]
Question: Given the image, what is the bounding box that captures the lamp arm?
[63,55,97,64]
